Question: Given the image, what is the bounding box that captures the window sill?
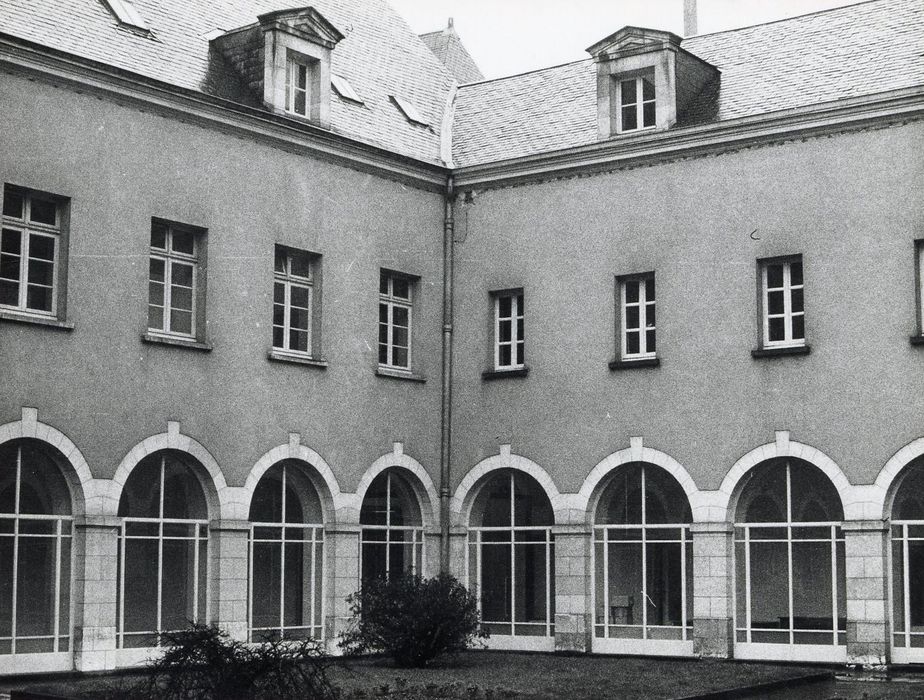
[609,357,660,371]
[268,350,328,368]
[376,367,426,383]
[0,310,74,331]
[482,366,529,381]
[751,344,811,359]
[910,335,924,346]
[141,332,212,352]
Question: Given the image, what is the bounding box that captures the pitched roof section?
[452,0,924,166]
[0,0,456,164]
[420,19,484,85]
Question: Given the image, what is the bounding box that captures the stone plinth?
[691,521,734,658]
[553,525,592,653]
[843,520,889,667]
[73,516,120,672]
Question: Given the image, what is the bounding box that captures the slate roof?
[452,0,924,166]
[0,0,922,169]
[0,0,456,164]
[420,21,484,85]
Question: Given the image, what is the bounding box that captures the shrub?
[339,573,487,668]
[105,624,338,700]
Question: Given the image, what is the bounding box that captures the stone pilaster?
[448,527,468,583]
[73,516,120,672]
[325,524,361,652]
[843,520,890,667]
[691,521,734,658]
[208,521,250,642]
[553,525,592,653]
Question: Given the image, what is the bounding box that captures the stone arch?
[355,445,439,530]
[0,408,91,516]
[110,422,227,519]
[244,438,341,524]
[451,447,561,526]
[718,432,851,522]
[576,438,701,524]
[875,437,924,520]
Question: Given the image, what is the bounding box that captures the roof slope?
[420,20,484,84]
[0,0,456,164]
[452,0,924,166]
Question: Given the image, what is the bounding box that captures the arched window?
[467,470,554,639]
[118,451,209,648]
[890,456,924,661]
[360,470,423,583]
[249,461,324,642]
[0,440,73,656]
[593,464,692,648]
[734,459,845,657]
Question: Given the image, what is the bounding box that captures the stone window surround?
[596,50,676,139]
[265,33,332,127]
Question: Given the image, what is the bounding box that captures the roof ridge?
[686,0,889,41]
[457,56,591,89]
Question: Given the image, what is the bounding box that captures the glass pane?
[29,234,55,262]
[1,228,22,254]
[791,288,804,313]
[620,79,637,104]
[29,198,56,226]
[19,442,71,516]
[768,317,785,342]
[122,538,159,634]
[498,295,512,318]
[392,347,408,368]
[294,90,306,116]
[149,258,164,283]
[622,107,637,131]
[274,248,286,273]
[646,330,656,352]
[161,539,196,631]
[393,326,408,349]
[290,330,309,353]
[290,286,310,311]
[172,262,193,289]
[792,315,805,340]
[0,536,11,638]
[2,190,23,219]
[171,286,193,313]
[792,541,833,632]
[291,253,311,279]
[499,344,512,366]
[59,537,71,643]
[251,541,281,631]
[766,264,784,289]
[392,277,410,299]
[283,542,307,628]
[513,473,553,526]
[750,540,789,630]
[626,332,640,355]
[643,102,656,127]
[360,474,388,526]
[26,285,52,312]
[0,255,19,282]
[361,541,387,584]
[642,77,655,101]
[790,261,803,286]
[16,535,56,638]
[171,230,195,256]
[379,273,388,295]
[647,541,683,626]
[150,223,167,250]
[170,309,193,335]
[607,542,642,626]
[624,280,639,304]
[162,455,207,520]
[393,306,409,327]
[599,465,642,525]
[0,280,17,306]
[514,543,548,624]
[790,463,843,521]
[148,305,164,331]
[481,542,512,623]
[768,290,784,315]
[910,540,924,632]
[626,306,640,329]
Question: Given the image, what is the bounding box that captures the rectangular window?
[285,55,312,117]
[494,291,525,370]
[379,271,413,371]
[619,274,656,360]
[273,247,315,355]
[617,75,656,132]
[1,185,64,318]
[760,257,805,348]
[148,221,203,339]
[917,241,924,337]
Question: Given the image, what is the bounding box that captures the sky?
[389,0,866,79]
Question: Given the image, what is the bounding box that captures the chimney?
[445,17,455,35]
[683,0,698,36]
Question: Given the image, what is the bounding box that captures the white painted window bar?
[286,56,312,117]
[734,462,845,653]
[248,462,324,642]
[378,273,412,371]
[360,471,424,583]
[467,471,554,638]
[118,453,209,648]
[762,259,804,348]
[148,222,198,338]
[620,275,656,360]
[494,292,524,370]
[0,442,73,656]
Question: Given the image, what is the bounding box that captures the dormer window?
[286,54,316,117]
[618,75,656,132]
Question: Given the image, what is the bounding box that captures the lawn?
[2,651,831,699]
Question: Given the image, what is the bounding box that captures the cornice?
[0,34,449,192]
[452,86,924,190]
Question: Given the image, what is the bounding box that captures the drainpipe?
[439,175,455,574]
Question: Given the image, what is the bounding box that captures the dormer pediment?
[586,27,682,61]
[257,7,345,50]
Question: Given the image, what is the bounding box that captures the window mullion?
[284,280,292,351]
[163,252,174,334]
[783,263,793,341]
[18,229,29,310]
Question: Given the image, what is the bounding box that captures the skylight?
[104,0,149,31]
[391,95,429,126]
[331,74,363,104]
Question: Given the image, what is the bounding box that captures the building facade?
[1,0,923,675]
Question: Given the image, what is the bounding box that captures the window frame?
[617,272,657,362]
[285,52,315,119]
[378,270,415,373]
[493,289,525,372]
[273,246,317,358]
[1,185,67,320]
[147,219,205,342]
[758,256,805,350]
[616,73,656,134]
[915,240,924,340]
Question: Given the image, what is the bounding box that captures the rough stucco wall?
[0,74,445,494]
[450,121,924,498]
